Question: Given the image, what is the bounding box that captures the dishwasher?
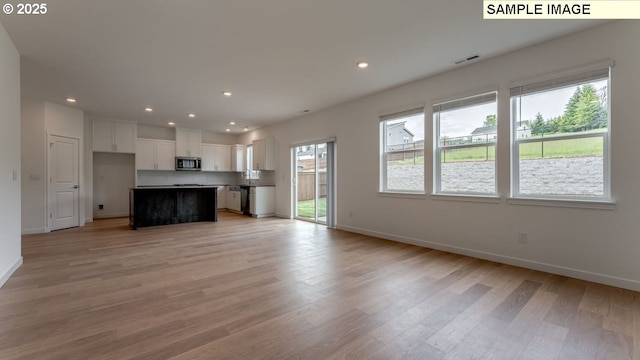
[240,186,251,216]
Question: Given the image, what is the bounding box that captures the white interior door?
[48,135,79,231]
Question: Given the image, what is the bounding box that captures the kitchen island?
[129,185,218,229]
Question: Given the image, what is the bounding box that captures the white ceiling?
[0,1,604,134]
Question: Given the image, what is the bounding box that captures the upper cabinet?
[175,128,201,157]
[201,144,231,172]
[92,119,136,153]
[231,144,246,172]
[252,138,275,170]
[136,139,176,171]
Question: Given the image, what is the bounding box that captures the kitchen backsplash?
[236,170,275,186]
[137,171,237,186]
[136,170,276,186]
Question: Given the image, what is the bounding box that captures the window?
[245,145,259,180]
[380,108,424,193]
[511,67,610,200]
[434,92,498,195]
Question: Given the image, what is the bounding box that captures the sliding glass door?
[293,141,335,226]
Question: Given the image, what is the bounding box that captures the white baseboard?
[0,257,23,288]
[252,213,276,218]
[22,227,45,235]
[94,212,128,219]
[337,224,640,292]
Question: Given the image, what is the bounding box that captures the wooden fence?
[297,171,327,201]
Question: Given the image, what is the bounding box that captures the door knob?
[73,185,79,189]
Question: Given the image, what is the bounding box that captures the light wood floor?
[1,212,639,360]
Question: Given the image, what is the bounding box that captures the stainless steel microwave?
[175,157,201,171]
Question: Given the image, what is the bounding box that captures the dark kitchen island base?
[129,186,218,229]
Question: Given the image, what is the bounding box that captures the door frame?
[291,138,336,227]
[46,133,81,232]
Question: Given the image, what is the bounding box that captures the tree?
[483,114,497,127]
[559,85,607,133]
[547,116,561,134]
[562,86,583,132]
[531,112,546,135]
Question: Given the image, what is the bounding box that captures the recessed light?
[168,122,175,126]
[66,98,76,103]
[302,110,310,113]
[188,113,195,118]
[225,128,231,132]
[223,91,232,97]
[243,126,249,131]
[145,107,153,112]
[357,61,369,69]
[229,121,236,125]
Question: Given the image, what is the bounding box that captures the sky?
[393,79,607,139]
[391,114,425,141]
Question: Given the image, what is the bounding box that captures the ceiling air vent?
[453,54,481,65]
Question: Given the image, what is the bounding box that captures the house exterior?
[386,122,415,150]
[516,125,531,138]
[470,124,531,141]
[471,125,497,143]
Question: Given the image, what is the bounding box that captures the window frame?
[510,66,612,201]
[433,91,499,196]
[245,144,260,180]
[379,107,425,194]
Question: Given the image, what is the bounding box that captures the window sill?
[507,197,616,210]
[430,193,502,204]
[378,191,427,199]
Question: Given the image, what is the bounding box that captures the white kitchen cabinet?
[136,139,176,170]
[217,186,227,209]
[250,186,275,217]
[201,144,231,171]
[175,128,201,157]
[227,190,241,213]
[214,145,231,171]
[200,144,215,171]
[155,141,176,170]
[92,119,136,153]
[252,138,275,170]
[230,144,246,172]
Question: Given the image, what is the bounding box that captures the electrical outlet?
[348,211,353,218]
[98,204,104,210]
[518,232,528,244]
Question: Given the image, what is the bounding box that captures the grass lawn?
[519,136,603,159]
[297,197,327,219]
[393,134,603,165]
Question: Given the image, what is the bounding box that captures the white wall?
[137,124,175,141]
[238,21,640,291]
[21,99,46,234]
[84,116,93,223]
[93,153,135,218]
[201,131,238,145]
[137,123,238,145]
[0,21,22,287]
